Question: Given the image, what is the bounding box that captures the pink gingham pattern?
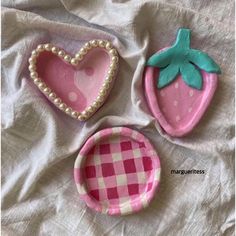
[74,127,161,215]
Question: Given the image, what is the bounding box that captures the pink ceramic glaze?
[144,54,217,137]
[74,127,161,215]
[37,49,110,112]
[28,41,119,121]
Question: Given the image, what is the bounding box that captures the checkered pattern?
[74,127,161,215]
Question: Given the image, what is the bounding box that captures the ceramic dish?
[28,40,119,121]
[144,28,220,137]
[74,127,161,215]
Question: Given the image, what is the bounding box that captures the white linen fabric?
[1,0,235,235]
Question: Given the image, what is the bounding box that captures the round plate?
[74,127,161,215]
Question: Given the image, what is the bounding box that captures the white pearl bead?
[43,87,51,94]
[28,57,36,64]
[28,64,36,72]
[51,47,58,54]
[97,99,103,105]
[112,56,118,63]
[44,44,51,51]
[97,94,104,101]
[110,62,117,70]
[34,78,40,84]
[98,40,105,47]
[75,53,83,61]
[99,90,106,95]
[105,42,112,50]
[54,98,61,104]
[97,99,102,104]
[84,42,91,50]
[80,48,87,55]
[65,107,72,114]
[106,76,113,83]
[108,69,114,76]
[64,55,71,62]
[103,83,110,90]
[78,115,85,121]
[31,50,38,57]
[71,58,78,66]
[91,40,98,47]
[38,82,46,89]
[37,44,44,52]
[92,101,98,107]
[30,72,38,79]
[81,110,88,116]
[87,106,94,113]
[71,111,78,118]
[109,49,117,55]
[49,92,56,99]
[58,50,65,57]
[59,103,66,110]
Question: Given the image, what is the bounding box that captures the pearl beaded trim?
[28,40,119,121]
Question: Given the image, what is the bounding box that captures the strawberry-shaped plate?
[74,127,161,215]
[144,28,221,137]
[28,40,119,121]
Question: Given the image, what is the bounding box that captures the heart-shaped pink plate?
[28,40,119,121]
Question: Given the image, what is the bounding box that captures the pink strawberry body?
[144,63,217,137]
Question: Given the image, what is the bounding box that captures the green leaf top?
[146,28,221,90]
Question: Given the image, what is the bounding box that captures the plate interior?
[36,48,110,112]
[83,135,155,207]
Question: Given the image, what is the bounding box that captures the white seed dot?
[189,90,194,97]
[174,100,178,106]
[160,91,165,97]
[175,82,179,89]
[188,107,192,113]
[176,115,180,122]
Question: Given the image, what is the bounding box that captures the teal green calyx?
[146,28,221,90]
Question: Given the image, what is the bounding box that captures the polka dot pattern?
[156,75,203,127]
[160,91,165,97]
[145,49,218,137]
[68,91,78,102]
[189,90,194,97]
